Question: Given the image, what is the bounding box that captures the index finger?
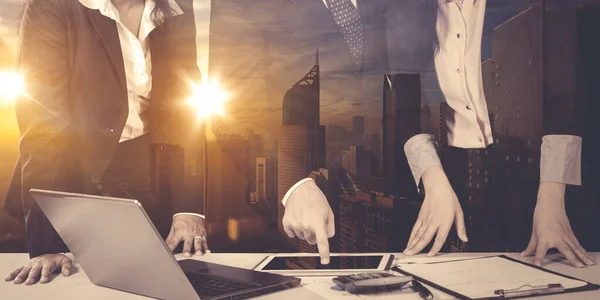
[166,234,183,252]
[315,226,330,265]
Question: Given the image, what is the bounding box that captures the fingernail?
[184,252,191,257]
[205,249,212,254]
[196,251,203,256]
[577,263,584,268]
[586,259,595,266]
[64,269,71,276]
[321,258,330,265]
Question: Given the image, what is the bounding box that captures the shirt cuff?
[540,135,582,186]
[173,213,205,219]
[404,134,442,190]
[282,178,314,207]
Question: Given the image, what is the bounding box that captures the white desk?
[1,253,599,299]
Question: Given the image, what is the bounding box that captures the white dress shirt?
[79,0,205,219]
[404,0,582,189]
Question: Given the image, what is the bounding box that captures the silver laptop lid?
[30,189,200,300]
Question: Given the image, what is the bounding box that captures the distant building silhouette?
[256,157,267,203]
[341,146,358,175]
[382,74,420,198]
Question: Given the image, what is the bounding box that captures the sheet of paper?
[394,254,492,265]
[395,256,588,299]
[298,276,456,300]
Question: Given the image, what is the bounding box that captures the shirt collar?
[439,0,477,4]
[78,0,184,19]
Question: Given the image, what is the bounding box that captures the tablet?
[254,253,394,276]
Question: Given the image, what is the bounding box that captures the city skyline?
[2,0,600,254]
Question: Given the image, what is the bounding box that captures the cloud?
[351,102,361,106]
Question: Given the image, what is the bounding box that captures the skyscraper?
[479,3,600,251]
[382,74,421,198]
[278,51,326,238]
[277,125,308,235]
[256,157,267,203]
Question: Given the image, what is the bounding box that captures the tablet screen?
[262,255,385,270]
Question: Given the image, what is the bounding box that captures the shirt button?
[478,137,483,143]
[457,33,461,38]
[456,68,461,74]
[466,105,472,110]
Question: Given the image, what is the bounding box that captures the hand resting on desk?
[521,182,595,268]
[5,254,72,285]
[404,166,469,257]
[5,215,209,285]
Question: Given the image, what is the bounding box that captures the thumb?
[326,209,335,238]
[315,224,331,265]
[455,209,468,242]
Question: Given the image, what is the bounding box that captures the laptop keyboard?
[186,272,261,297]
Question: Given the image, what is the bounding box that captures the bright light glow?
[0,71,25,105]
[187,79,229,121]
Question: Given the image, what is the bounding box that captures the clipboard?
[392,255,600,300]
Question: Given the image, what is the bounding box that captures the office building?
[341,146,358,175]
[277,125,308,235]
[256,157,267,203]
[278,51,326,242]
[382,74,421,198]
[477,3,600,250]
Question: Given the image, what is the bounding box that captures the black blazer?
[3,0,201,257]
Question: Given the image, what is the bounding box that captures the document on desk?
[395,256,590,299]
[300,276,456,300]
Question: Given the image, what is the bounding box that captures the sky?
[1,0,598,204]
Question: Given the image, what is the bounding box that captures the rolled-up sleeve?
[540,135,582,186]
[404,134,442,189]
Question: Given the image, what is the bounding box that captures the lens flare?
[0,71,25,105]
[187,79,229,121]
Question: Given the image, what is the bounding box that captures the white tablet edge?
[253,253,394,276]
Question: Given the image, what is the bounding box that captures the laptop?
[30,189,300,300]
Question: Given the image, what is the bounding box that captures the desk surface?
[1,252,598,300]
